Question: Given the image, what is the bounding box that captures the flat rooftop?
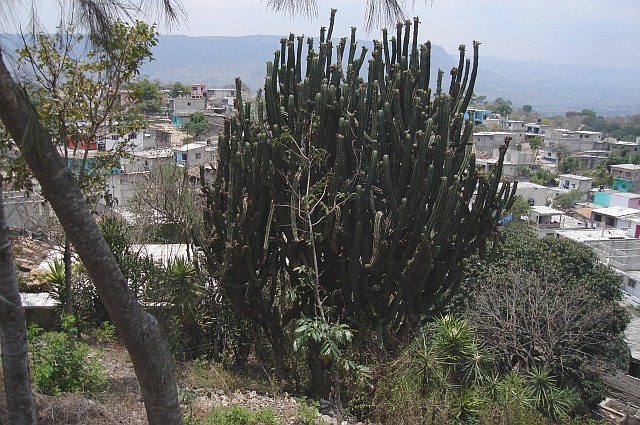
[556,228,631,242]
[611,164,640,171]
[592,206,640,218]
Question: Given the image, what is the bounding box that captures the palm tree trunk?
[0,48,183,425]
[0,180,37,425]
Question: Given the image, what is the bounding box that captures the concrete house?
[501,120,526,135]
[515,182,551,207]
[610,164,640,193]
[2,190,47,232]
[591,206,640,230]
[169,98,206,128]
[593,190,640,210]
[106,171,147,207]
[124,148,174,173]
[464,109,492,126]
[623,271,640,301]
[472,131,514,154]
[555,228,640,297]
[528,205,564,236]
[191,84,206,98]
[546,129,601,153]
[477,148,536,179]
[525,122,549,137]
[140,128,172,150]
[558,174,593,192]
[575,150,609,170]
[596,136,640,154]
[174,142,209,167]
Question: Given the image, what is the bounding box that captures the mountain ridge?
[142,35,639,117]
[2,33,638,116]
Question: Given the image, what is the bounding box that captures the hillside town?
[5,79,640,421]
[1,2,639,419]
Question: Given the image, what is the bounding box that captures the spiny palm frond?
[7,1,183,61]
[364,0,407,31]
[5,1,183,38]
[266,0,318,19]
[266,0,408,31]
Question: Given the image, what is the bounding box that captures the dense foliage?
[27,315,106,396]
[461,223,630,409]
[184,112,210,139]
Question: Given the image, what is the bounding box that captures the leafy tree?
[553,142,572,163]
[201,14,515,390]
[522,104,533,113]
[553,189,583,210]
[489,97,513,116]
[184,111,210,139]
[470,93,487,106]
[129,76,163,116]
[169,81,192,98]
[530,168,557,186]
[585,162,615,189]
[14,22,158,322]
[508,195,531,219]
[516,164,531,178]
[528,135,544,161]
[558,155,582,174]
[16,23,155,200]
[0,2,185,423]
[463,224,630,409]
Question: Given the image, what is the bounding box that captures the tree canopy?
[169,81,192,98]
[184,112,209,139]
[129,76,163,116]
[462,223,630,408]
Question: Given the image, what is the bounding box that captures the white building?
[558,174,593,192]
[174,142,212,167]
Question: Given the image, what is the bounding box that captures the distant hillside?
[3,33,638,117]
[141,35,455,98]
[142,35,639,117]
[474,57,640,117]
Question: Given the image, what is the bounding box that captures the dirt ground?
[0,340,348,424]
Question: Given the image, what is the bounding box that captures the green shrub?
[95,320,117,341]
[206,404,284,425]
[27,314,106,395]
[295,397,326,425]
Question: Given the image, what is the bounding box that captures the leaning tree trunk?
[0,180,37,425]
[0,49,183,425]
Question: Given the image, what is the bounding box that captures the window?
[629,279,636,289]
[181,153,187,161]
[195,153,202,159]
[187,102,191,106]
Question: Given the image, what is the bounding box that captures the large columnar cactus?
[201,11,515,362]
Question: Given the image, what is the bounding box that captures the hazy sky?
[10,0,640,70]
